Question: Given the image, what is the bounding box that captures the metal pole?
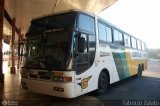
[0,0,5,84]
[17,29,21,69]
[10,18,16,74]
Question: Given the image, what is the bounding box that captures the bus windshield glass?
[24,31,73,71]
[28,12,77,33]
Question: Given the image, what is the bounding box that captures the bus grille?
[39,75,51,80]
[28,73,51,80]
[29,74,37,79]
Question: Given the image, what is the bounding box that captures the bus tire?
[138,65,142,77]
[96,71,108,95]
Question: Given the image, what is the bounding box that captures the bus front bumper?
[21,78,76,98]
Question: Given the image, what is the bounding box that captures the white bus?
[21,10,147,98]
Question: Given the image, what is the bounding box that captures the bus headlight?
[51,72,72,82]
[53,87,64,92]
[52,76,72,82]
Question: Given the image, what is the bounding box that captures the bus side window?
[98,22,112,44]
[137,40,142,50]
[106,26,112,43]
[124,34,131,47]
[131,37,137,49]
[142,42,145,50]
[98,22,107,42]
[113,29,123,45]
[144,43,147,51]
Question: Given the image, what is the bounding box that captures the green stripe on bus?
[111,46,130,80]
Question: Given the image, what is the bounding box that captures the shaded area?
[97,76,160,100]
[1,60,160,106]
[5,0,118,34]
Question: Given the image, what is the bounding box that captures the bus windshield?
[28,12,77,33]
[24,31,73,71]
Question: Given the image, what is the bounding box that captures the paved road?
[143,59,160,78]
[1,60,160,106]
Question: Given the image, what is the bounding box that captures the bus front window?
[24,31,73,71]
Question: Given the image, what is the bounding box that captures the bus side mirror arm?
[74,33,80,57]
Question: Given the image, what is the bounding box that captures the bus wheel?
[96,72,108,95]
[138,65,142,77]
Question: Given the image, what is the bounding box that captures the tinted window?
[124,34,131,47]
[29,12,77,34]
[144,43,147,50]
[98,22,113,43]
[78,34,88,53]
[98,22,106,42]
[106,26,112,43]
[89,35,96,67]
[75,33,96,75]
[113,30,123,45]
[131,37,137,48]
[141,42,145,50]
[25,32,72,70]
[137,40,142,50]
[79,13,95,33]
[76,33,89,75]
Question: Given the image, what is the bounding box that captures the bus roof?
[30,9,146,44]
[31,9,96,22]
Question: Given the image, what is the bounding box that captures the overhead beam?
[4,9,23,40]
[0,0,5,84]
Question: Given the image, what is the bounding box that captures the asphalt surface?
[1,59,160,106]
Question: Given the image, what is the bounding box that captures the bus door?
[74,33,90,95]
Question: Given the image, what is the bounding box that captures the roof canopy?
[5,0,117,34]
